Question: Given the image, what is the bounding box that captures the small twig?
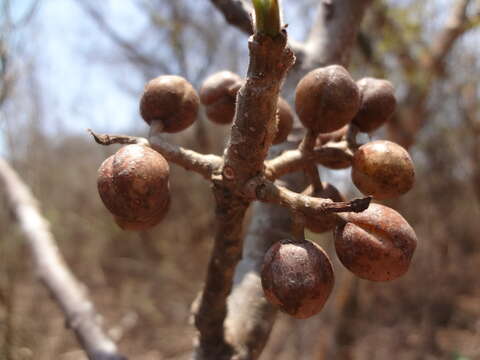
[265,141,353,180]
[0,157,126,360]
[346,123,360,150]
[248,178,371,217]
[290,211,306,242]
[88,129,223,180]
[299,130,323,192]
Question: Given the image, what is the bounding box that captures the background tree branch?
[387,0,478,147]
[0,157,126,360]
[209,0,254,35]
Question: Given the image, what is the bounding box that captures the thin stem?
[264,141,354,180]
[248,178,371,217]
[346,123,360,150]
[290,211,306,243]
[88,129,223,180]
[299,130,324,192]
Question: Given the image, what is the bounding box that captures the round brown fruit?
[200,71,242,124]
[97,144,170,230]
[334,203,417,281]
[140,75,199,133]
[352,78,396,133]
[295,65,360,133]
[273,98,294,144]
[261,239,334,319]
[114,197,170,231]
[305,183,345,233]
[351,140,414,200]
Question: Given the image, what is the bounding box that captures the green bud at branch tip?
[252,0,282,37]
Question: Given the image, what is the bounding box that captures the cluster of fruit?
[260,65,417,318]
[95,64,417,320]
[96,71,294,230]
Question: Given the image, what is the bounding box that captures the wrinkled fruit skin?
[261,239,334,319]
[140,75,199,133]
[353,78,396,133]
[200,71,242,124]
[352,140,414,200]
[97,144,170,230]
[305,183,345,233]
[295,65,360,133]
[334,203,417,281]
[273,98,294,145]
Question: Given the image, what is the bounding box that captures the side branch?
[264,141,353,180]
[0,157,126,360]
[88,129,223,180]
[209,0,254,35]
[248,178,371,217]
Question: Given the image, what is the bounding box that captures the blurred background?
[0,0,479,359]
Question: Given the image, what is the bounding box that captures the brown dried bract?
[200,71,243,124]
[352,140,414,200]
[334,203,417,281]
[261,239,334,319]
[97,144,170,230]
[295,65,360,133]
[352,78,396,133]
[140,75,199,133]
[273,97,294,144]
[305,183,345,233]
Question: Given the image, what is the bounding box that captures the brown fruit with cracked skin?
[261,239,334,319]
[97,144,170,230]
[305,183,345,233]
[200,71,242,124]
[114,197,171,231]
[140,75,199,133]
[295,65,360,133]
[334,203,417,281]
[353,78,396,132]
[273,97,294,144]
[352,140,414,200]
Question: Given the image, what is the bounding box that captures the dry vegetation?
[1,0,480,359]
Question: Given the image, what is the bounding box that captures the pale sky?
[1,0,478,157]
